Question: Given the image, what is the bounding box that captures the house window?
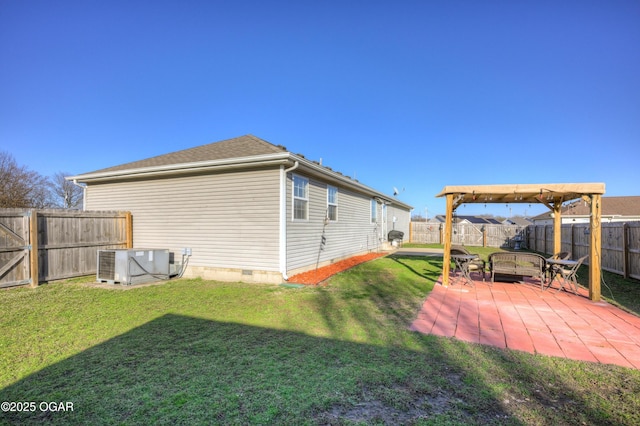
[327,186,338,221]
[371,199,378,223]
[293,175,309,220]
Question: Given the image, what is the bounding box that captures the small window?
[327,186,338,221]
[371,199,378,223]
[293,175,309,220]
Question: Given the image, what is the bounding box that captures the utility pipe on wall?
[72,179,87,210]
[279,161,299,280]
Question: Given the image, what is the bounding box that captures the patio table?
[451,254,479,287]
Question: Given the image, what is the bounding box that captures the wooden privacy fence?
[527,222,640,280]
[0,209,132,288]
[410,222,526,248]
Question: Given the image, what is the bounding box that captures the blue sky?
[2,1,639,218]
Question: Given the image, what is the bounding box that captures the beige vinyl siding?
[386,204,411,240]
[286,173,379,273]
[85,168,281,272]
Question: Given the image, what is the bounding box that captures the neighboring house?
[531,196,640,225]
[69,135,412,283]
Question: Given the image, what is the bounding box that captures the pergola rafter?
[436,183,606,301]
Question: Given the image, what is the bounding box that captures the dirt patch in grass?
[313,377,510,425]
[287,253,387,285]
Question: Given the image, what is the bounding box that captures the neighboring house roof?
[531,196,640,221]
[69,134,413,210]
[433,215,502,224]
[485,218,503,225]
[455,215,492,224]
[503,217,533,226]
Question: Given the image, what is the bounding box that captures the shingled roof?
[70,134,413,210]
[532,196,640,219]
[87,134,286,174]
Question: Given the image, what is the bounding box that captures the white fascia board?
[67,152,292,183]
[291,154,413,210]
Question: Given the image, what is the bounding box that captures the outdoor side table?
[451,254,479,287]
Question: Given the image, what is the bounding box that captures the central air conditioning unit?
[97,249,170,285]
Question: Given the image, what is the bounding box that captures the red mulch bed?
[287,252,387,285]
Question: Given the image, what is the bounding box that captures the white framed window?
[371,198,378,223]
[293,174,309,220]
[327,185,338,221]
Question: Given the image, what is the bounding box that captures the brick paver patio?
[410,272,640,369]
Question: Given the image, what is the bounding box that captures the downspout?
[72,179,87,211]
[279,161,299,280]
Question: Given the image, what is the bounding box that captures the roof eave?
[292,154,413,210]
[67,152,293,183]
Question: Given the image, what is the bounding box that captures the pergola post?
[442,194,454,286]
[553,202,562,255]
[589,194,602,301]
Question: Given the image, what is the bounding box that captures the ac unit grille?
[98,251,116,280]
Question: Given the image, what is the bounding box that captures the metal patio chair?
[552,255,588,294]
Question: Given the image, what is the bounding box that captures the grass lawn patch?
[1,255,639,425]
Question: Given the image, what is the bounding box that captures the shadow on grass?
[3,313,637,425]
[388,255,444,282]
[4,309,640,426]
[2,256,639,425]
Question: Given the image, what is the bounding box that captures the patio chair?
[451,245,486,281]
[552,255,588,294]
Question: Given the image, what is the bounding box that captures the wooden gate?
[0,210,34,288]
[452,223,484,246]
[1,209,132,288]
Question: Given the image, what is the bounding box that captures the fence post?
[409,221,413,243]
[29,209,39,288]
[569,224,574,257]
[623,222,629,279]
[125,211,133,248]
[482,226,487,247]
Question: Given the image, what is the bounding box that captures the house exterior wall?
[286,172,377,274]
[284,172,410,275]
[85,168,283,283]
[83,166,412,283]
[385,203,411,241]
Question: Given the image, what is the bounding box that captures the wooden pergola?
[436,183,606,301]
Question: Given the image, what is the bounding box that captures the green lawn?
[1,254,639,425]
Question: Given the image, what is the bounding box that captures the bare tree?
[51,172,83,209]
[0,151,53,208]
[411,213,427,222]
